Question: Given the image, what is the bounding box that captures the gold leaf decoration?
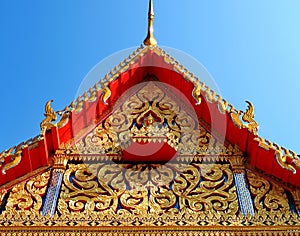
[57,162,238,219]
[242,101,259,135]
[247,171,290,215]
[5,171,50,214]
[76,82,235,159]
[40,100,57,135]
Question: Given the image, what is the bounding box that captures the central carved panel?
[76,82,235,162]
[57,162,238,220]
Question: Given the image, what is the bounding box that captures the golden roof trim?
[1,45,299,177]
[46,45,299,175]
[0,135,41,175]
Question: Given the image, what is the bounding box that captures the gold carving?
[205,88,216,103]
[52,154,69,172]
[230,110,243,129]
[76,122,121,155]
[229,156,245,173]
[247,171,290,216]
[56,104,73,128]
[1,46,299,231]
[76,82,238,159]
[74,96,84,113]
[217,97,229,114]
[101,82,112,105]
[88,87,97,102]
[254,136,273,151]
[0,164,300,228]
[192,82,203,105]
[230,101,259,135]
[254,137,300,174]
[57,162,238,220]
[0,228,300,235]
[50,44,296,174]
[40,100,57,135]
[4,171,50,214]
[1,143,27,175]
[242,101,259,135]
[274,145,299,174]
[57,163,123,216]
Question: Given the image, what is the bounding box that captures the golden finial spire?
[144,0,157,46]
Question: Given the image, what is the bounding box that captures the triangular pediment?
[1,46,300,235]
[1,46,300,190]
[72,80,241,163]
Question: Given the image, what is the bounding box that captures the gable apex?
[0,45,300,190]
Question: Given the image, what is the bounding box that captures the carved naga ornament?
[230,100,259,135]
[40,100,57,136]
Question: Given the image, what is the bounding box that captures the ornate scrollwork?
[247,171,290,215]
[0,163,300,227]
[76,82,237,159]
[57,163,123,216]
[57,162,238,220]
[4,171,50,214]
[76,122,121,155]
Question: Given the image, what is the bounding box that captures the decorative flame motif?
[242,101,259,135]
[40,100,57,135]
[101,82,112,105]
[230,101,259,136]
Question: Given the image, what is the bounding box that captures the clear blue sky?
[0,1,299,154]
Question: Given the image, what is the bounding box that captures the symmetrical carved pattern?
[0,165,300,228]
[1,229,300,236]
[57,162,238,219]
[76,82,239,159]
[5,171,50,214]
[247,171,290,215]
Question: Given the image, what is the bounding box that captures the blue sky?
[0,1,299,154]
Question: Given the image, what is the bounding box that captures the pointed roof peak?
[144,0,157,46]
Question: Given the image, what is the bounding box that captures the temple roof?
[0,44,299,190]
[0,2,300,233]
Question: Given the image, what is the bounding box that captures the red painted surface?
[122,140,177,163]
[1,49,299,188]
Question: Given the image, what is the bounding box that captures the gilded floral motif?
[247,171,290,215]
[57,162,238,219]
[5,171,50,214]
[75,82,238,158]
